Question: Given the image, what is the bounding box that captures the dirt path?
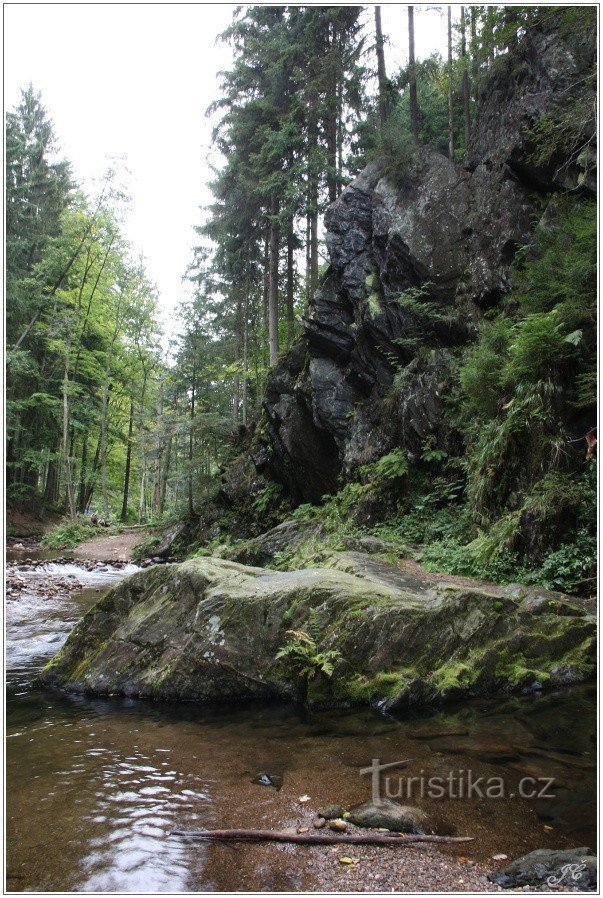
[71,531,147,562]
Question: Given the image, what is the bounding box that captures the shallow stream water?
[5,554,597,892]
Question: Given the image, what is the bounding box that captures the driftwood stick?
[171,828,474,846]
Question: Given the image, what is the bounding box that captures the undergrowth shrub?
[42,519,103,549]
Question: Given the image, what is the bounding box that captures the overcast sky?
[5,4,449,338]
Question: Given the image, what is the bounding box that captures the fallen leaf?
[543,825,554,831]
[492,854,508,861]
[297,827,309,834]
[339,856,358,866]
[299,794,311,803]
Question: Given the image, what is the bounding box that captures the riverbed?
[5,548,596,892]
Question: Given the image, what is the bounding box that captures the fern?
[275,629,342,687]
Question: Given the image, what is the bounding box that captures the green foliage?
[460,317,512,418]
[370,449,409,483]
[253,481,284,515]
[420,539,512,583]
[42,519,102,549]
[365,109,417,188]
[6,87,164,524]
[275,628,341,683]
[132,535,161,561]
[291,503,322,522]
[527,533,596,594]
[420,438,448,464]
[458,197,596,527]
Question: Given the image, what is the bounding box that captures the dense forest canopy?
[6,5,596,594]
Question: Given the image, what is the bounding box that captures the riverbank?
[71,530,147,562]
[7,528,148,563]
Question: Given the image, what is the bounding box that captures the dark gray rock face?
[488,847,597,891]
[256,146,535,500]
[220,450,267,507]
[468,16,596,195]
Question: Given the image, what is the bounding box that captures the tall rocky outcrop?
[223,14,595,507]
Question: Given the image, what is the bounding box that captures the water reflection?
[77,747,206,891]
[5,560,597,893]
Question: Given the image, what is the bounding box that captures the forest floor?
[6,510,58,537]
[71,530,147,562]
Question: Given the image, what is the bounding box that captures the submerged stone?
[316,804,344,821]
[347,799,429,834]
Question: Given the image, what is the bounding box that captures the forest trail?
[71,530,147,562]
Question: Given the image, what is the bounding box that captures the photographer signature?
[547,863,587,887]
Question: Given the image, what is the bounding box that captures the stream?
[5,548,597,892]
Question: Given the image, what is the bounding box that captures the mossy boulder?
[40,553,595,707]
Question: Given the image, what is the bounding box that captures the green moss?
[431,661,477,695]
[495,655,551,687]
[335,668,416,704]
[365,272,379,292]
[367,292,382,317]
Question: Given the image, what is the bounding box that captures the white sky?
[4,4,449,339]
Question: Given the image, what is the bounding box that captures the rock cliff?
[229,14,595,506]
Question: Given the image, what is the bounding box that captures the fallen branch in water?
[171,828,474,846]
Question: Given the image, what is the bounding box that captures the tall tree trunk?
[76,435,88,512]
[242,298,249,428]
[470,7,478,101]
[241,316,249,427]
[262,229,270,368]
[267,193,280,367]
[305,212,311,303]
[233,295,242,427]
[100,285,127,519]
[188,372,196,517]
[374,6,388,126]
[286,225,295,347]
[447,6,455,161]
[307,102,319,299]
[83,435,101,512]
[324,25,338,205]
[62,352,77,521]
[99,370,111,520]
[408,6,419,141]
[138,467,146,524]
[44,454,60,505]
[460,6,471,151]
[336,76,344,196]
[120,399,135,523]
[151,385,165,513]
[158,431,172,517]
[325,111,338,203]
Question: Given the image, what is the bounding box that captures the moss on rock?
[40,553,596,708]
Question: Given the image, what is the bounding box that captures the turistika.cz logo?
[359,758,556,802]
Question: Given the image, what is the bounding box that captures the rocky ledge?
[40,553,594,707]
